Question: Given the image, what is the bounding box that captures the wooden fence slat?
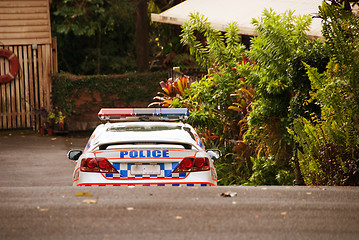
[32,46,40,130]
[51,37,58,74]
[17,46,26,127]
[27,45,35,130]
[0,51,6,128]
[16,46,21,126]
[43,44,51,110]
[5,47,11,128]
[39,45,44,111]
[23,44,31,128]
[13,46,21,127]
[10,46,16,128]
[38,46,44,114]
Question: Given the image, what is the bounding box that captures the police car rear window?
[99,142,193,150]
[107,125,183,132]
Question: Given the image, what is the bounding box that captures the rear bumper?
[73,169,217,186]
[76,182,215,187]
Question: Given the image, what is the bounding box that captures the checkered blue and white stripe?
[104,162,187,179]
[81,184,211,187]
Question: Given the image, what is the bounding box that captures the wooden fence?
[0,44,52,130]
[0,0,54,130]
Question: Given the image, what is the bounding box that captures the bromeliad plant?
[149,75,190,107]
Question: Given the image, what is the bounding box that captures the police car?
[67,108,220,187]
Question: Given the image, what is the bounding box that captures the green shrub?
[289,2,359,185]
[249,156,295,185]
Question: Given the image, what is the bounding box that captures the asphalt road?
[1,131,359,240]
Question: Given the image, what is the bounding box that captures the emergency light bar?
[98,108,190,122]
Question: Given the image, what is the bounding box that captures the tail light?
[80,158,118,173]
[172,157,210,173]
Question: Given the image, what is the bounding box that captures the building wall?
[0,0,52,45]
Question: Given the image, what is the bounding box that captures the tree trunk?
[294,150,305,185]
[136,0,149,72]
[96,29,101,74]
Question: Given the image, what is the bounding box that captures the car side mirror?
[206,149,222,160]
[67,150,82,160]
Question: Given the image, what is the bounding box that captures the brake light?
[80,158,118,173]
[194,157,205,168]
[87,158,97,168]
[173,157,210,173]
[180,158,193,169]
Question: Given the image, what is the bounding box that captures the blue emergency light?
[98,108,190,122]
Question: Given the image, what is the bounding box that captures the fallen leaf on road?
[82,199,97,204]
[220,191,237,198]
[37,206,49,211]
[75,192,92,197]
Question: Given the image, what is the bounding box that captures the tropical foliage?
[289,2,359,185]
[178,13,254,185]
[165,1,359,185]
[238,9,329,185]
[150,75,190,107]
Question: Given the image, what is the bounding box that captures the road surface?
[1,131,358,240]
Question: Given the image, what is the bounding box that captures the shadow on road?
[0,130,90,187]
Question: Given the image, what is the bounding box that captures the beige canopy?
[151,0,324,39]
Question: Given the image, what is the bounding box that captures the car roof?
[91,121,198,148]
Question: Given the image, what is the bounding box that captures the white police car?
[68,108,220,187]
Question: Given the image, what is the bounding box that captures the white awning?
[151,0,323,39]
